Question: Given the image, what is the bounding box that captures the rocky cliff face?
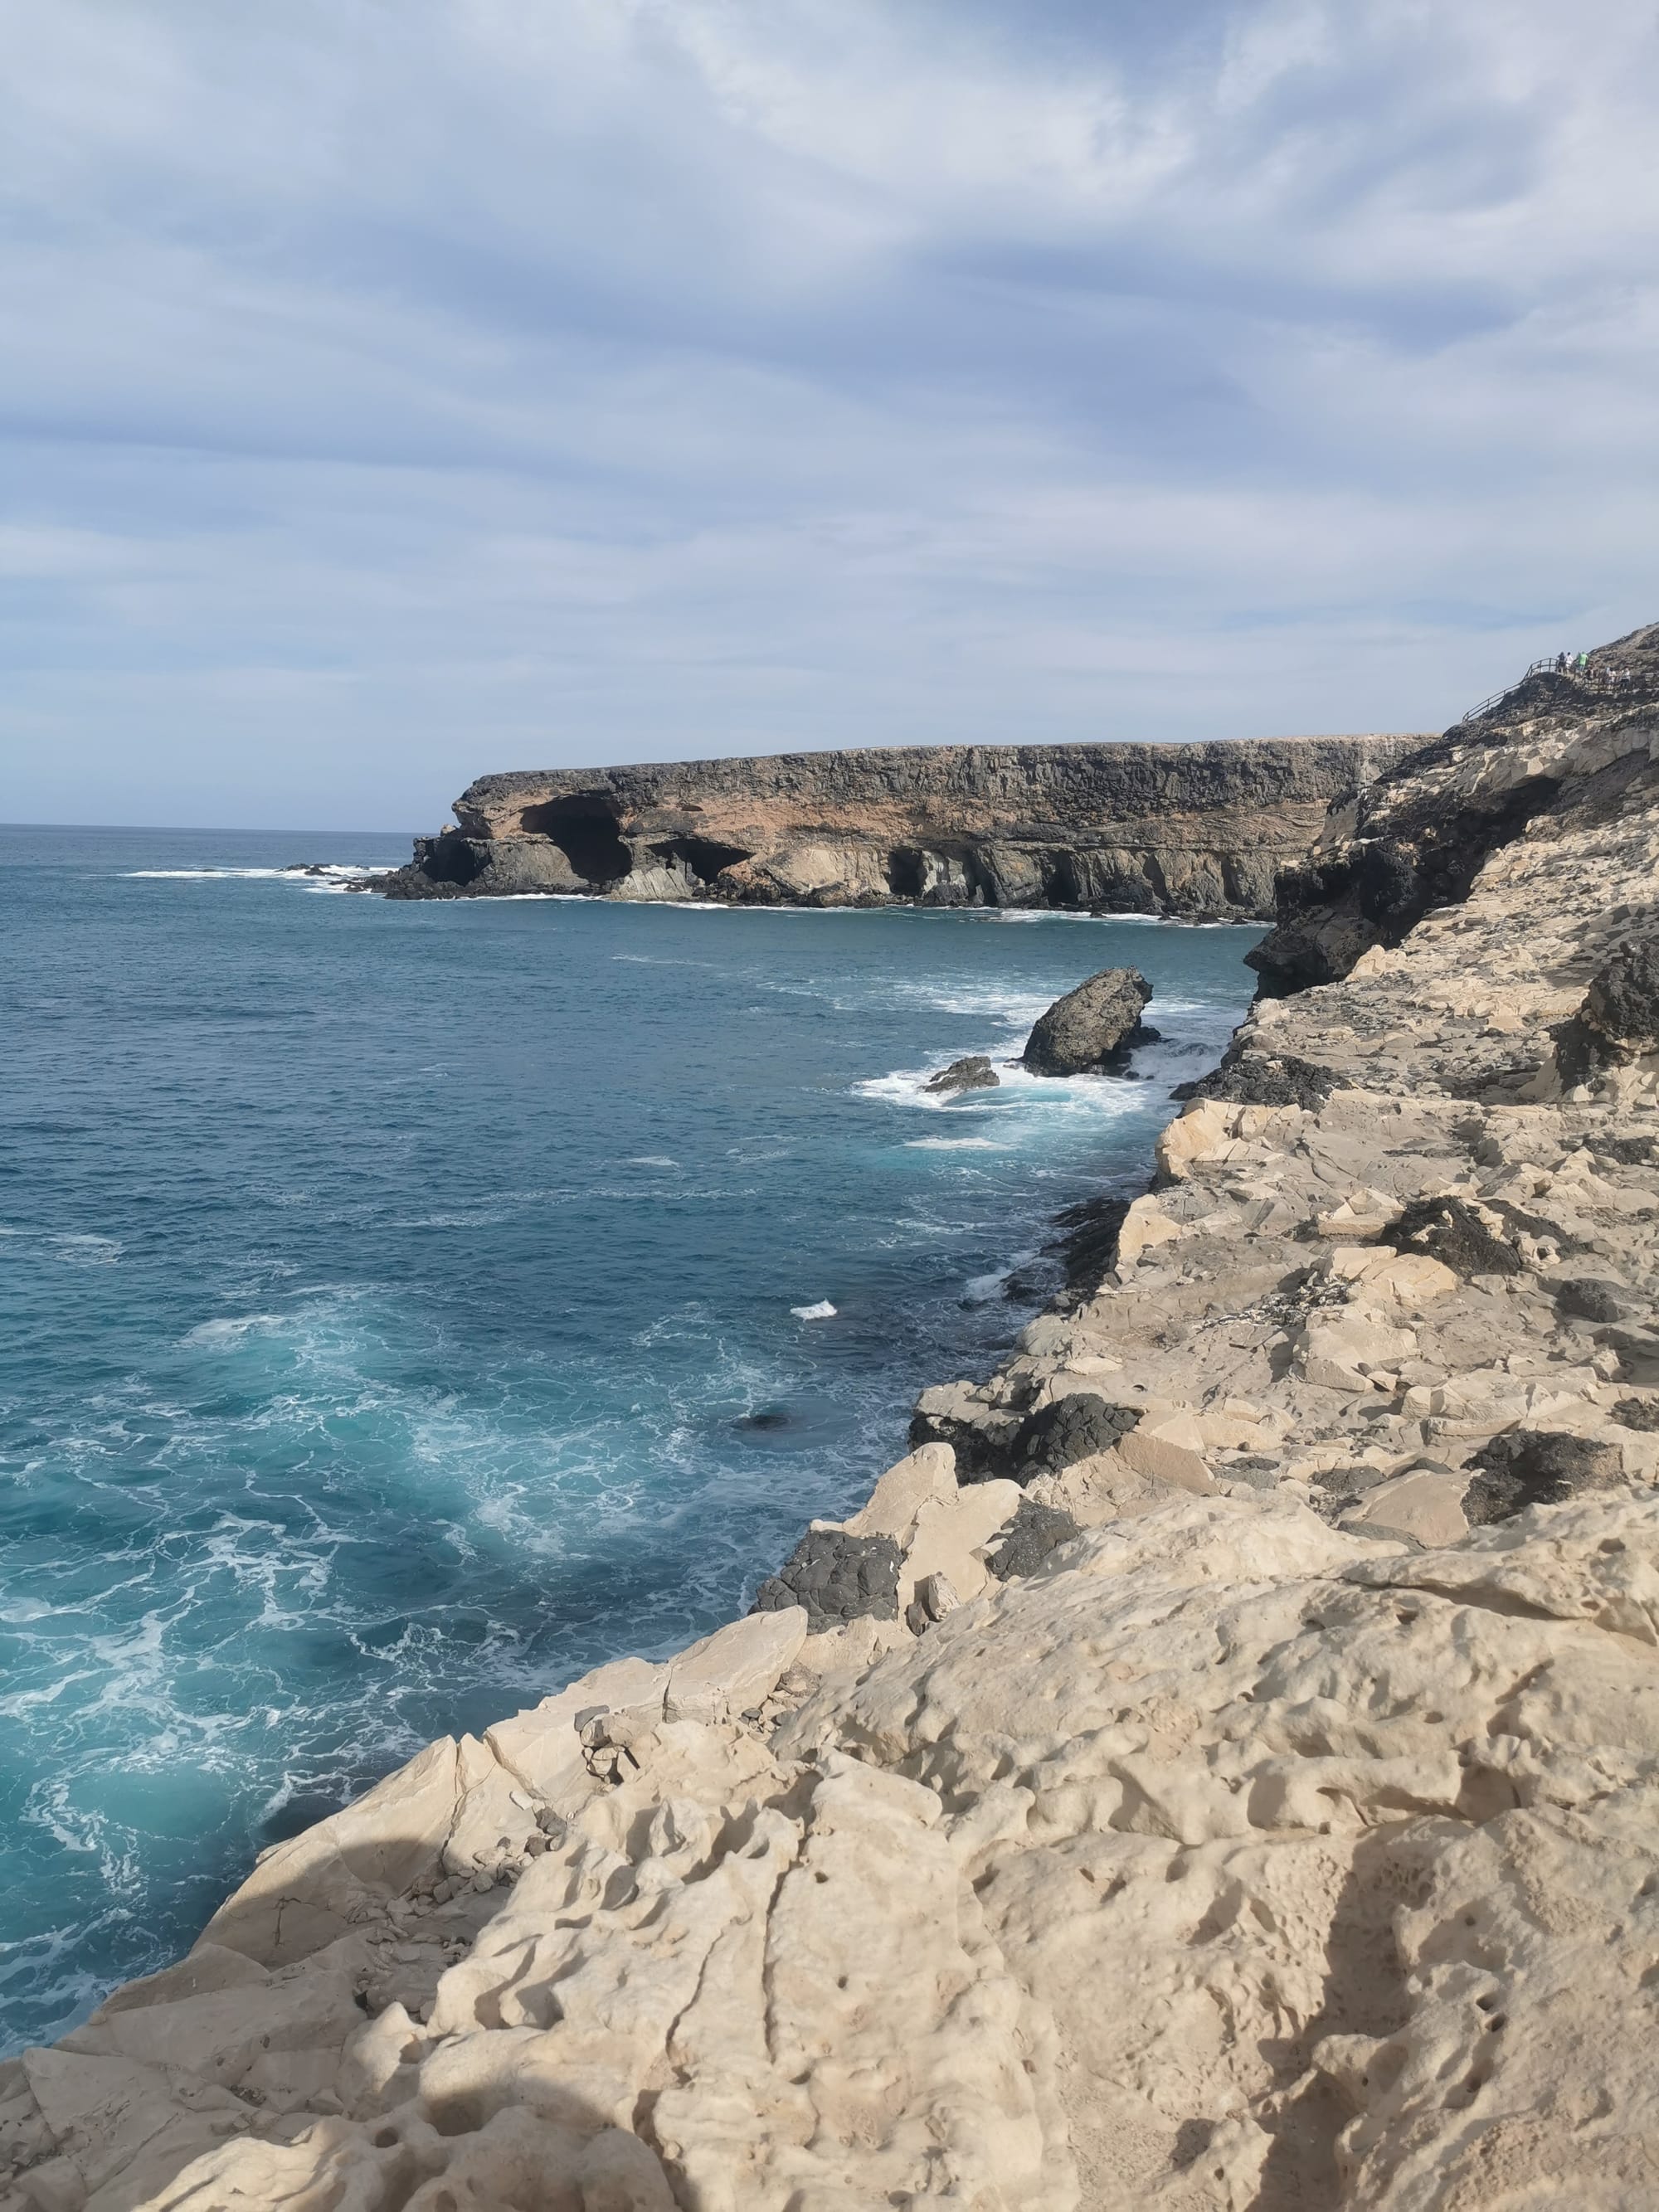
[378,735,1419,918]
[21,646,1659,2209]
[1250,621,1659,989]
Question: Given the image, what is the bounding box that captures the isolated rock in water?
[923,1054,1000,1095]
[1022,967,1154,1076]
[752,1529,902,1630]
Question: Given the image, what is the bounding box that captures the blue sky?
[3,0,1657,829]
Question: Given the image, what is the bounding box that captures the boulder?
[1021,968,1153,1077]
[923,1055,1000,1095]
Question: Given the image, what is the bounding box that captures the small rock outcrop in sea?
[22,625,1659,2209]
[372,733,1421,917]
[922,1053,1000,1095]
[1020,965,1153,1075]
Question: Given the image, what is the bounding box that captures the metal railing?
[1462,657,1659,725]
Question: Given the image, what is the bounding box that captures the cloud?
[0,0,1655,824]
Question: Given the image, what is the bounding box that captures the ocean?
[0,822,1262,2052]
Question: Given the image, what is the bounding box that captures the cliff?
[377,734,1420,918]
[17,644,1659,2208]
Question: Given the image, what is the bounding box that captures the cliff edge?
[15,639,1659,2207]
[377,734,1420,918]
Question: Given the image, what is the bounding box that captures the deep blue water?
[0,822,1262,2052]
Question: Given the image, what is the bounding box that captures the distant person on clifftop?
[1557,651,1568,673]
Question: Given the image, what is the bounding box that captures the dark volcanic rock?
[1007,1394,1141,1482]
[1612,1396,1659,1432]
[1380,1196,1520,1278]
[1173,1047,1336,1110]
[1462,1430,1624,1525]
[1050,1194,1131,1294]
[923,1055,1000,1096]
[987,1499,1082,1581]
[752,1530,902,1631]
[1022,969,1153,1077]
[1554,1277,1640,1325]
[1574,940,1659,1065]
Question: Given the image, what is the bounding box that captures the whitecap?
[184,1315,285,1344]
[902,1136,1003,1150]
[51,1233,123,1266]
[791,1300,836,1320]
[623,1156,679,1169]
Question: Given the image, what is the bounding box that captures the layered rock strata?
[377,735,1418,917]
[16,642,1659,2207]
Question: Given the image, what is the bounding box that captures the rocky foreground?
[10,633,1659,2208]
[375,734,1417,919]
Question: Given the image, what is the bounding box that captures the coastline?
[12,642,1659,2206]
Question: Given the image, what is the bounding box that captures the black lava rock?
[1462,1429,1623,1525]
[1584,940,1659,1058]
[987,1499,1082,1581]
[752,1529,902,1631]
[1007,1393,1140,1483]
[1174,1049,1336,1111]
[1381,1196,1520,1278]
[1613,1396,1659,1432]
[1049,1194,1131,1292]
[1554,1277,1638,1325]
[923,1055,1000,1096]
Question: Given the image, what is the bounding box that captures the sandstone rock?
[663,1606,809,1722]
[839,1441,957,1540]
[1116,1407,1218,1492]
[1340,1468,1470,1547]
[898,1479,1023,1608]
[923,1054,1000,1095]
[1021,966,1152,1076]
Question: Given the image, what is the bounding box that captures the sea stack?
[1021,966,1153,1075]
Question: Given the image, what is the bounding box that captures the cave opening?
[517,798,631,885]
[419,833,484,887]
[887,848,927,898]
[1043,850,1082,907]
[649,835,752,886]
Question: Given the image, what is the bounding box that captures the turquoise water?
[0,823,1261,2052]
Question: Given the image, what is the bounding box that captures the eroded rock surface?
[376,735,1418,916]
[20,639,1659,2208]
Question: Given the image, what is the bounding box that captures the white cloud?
[0,0,1655,824]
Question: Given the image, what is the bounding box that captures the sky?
[2,0,1657,830]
